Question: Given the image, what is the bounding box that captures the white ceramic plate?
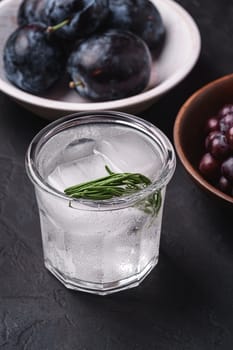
[0,0,201,120]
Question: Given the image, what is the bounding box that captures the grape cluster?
[3,0,165,101]
[199,104,233,197]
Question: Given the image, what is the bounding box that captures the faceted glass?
[26,111,176,295]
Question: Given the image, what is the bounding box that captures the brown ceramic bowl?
[173,73,233,205]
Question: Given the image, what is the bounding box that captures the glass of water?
[26,111,176,295]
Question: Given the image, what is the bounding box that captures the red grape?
[199,104,233,197]
[219,114,233,133]
[205,130,222,150]
[226,127,233,149]
[221,157,233,183]
[207,133,229,160]
[199,153,220,180]
[205,117,219,134]
[218,176,232,194]
[218,104,233,118]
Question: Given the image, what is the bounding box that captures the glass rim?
[25,111,176,210]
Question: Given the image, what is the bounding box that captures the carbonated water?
[35,123,165,290]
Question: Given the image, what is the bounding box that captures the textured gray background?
[1,0,233,349]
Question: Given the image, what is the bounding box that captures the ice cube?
[95,131,162,179]
[47,152,114,192]
[61,138,96,164]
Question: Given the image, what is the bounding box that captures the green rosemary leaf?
[64,165,161,216]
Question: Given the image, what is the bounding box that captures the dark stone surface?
[1,1,233,349]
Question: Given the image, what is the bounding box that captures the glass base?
[44,257,158,295]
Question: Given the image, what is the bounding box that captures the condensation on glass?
[26,111,176,295]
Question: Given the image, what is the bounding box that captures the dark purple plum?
[67,30,152,101]
[3,23,65,94]
[104,0,165,52]
[17,0,109,40]
[42,0,109,39]
[17,0,47,26]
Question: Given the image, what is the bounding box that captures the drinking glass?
[26,111,176,295]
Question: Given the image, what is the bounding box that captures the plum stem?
[69,81,84,88]
[47,19,70,33]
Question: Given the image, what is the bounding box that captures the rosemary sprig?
[64,165,161,215]
[143,191,162,216]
